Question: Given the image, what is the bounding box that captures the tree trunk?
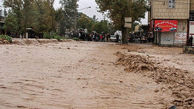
[122,27,129,44]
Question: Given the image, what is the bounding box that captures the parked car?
[110,35,117,42]
[110,35,122,42]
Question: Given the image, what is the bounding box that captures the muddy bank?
[6,39,73,45]
[115,51,194,109]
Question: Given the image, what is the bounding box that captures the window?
[190,12,194,20]
[168,0,175,8]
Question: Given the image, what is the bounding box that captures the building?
[149,0,190,46]
[190,0,194,45]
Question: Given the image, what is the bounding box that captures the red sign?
[154,20,178,32]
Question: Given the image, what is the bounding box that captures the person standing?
[100,34,103,42]
[189,35,193,46]
[116,34,119,42]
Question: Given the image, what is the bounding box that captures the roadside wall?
[174,20,187,46]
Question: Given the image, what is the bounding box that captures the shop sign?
[175,32,187,44]
[124,17,132,28]
[154,20,178,32]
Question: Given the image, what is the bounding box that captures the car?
[110,35,122,42]
[110,35,117,42]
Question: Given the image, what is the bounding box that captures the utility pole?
[123,0,132,44]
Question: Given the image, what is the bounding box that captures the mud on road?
[115,51,194,109]
[0,41,194,109]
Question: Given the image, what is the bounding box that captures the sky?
[0,0,2,7]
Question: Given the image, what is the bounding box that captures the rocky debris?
[10,39,73,45]
[115,51,194,109]
[0,39,11,44]
[169,105,176,109]
[184,46,194,54]
[115,52,155,72]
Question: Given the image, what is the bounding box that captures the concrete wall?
[174,20,187,46]
[151,0,190,19]
[191,0,194,11]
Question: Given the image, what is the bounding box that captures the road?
[0,41,193,109]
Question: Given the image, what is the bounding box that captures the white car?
[110,35,117,42]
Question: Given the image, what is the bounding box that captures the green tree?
[77,13,95,33]
[77,13,111,34]
[60,0,78,34]
[96,0,147,44]
[3,0,57,36]
[4,0,23,35]
[3,11,18,34]
[93,20,109,34]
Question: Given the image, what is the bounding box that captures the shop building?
[149,0,190,46]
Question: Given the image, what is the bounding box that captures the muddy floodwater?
[0,41,194,109]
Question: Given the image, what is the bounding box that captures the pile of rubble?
[0,39,11,44]
[115,52,194,109]
[115,52,155,72]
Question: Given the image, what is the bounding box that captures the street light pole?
[78,6,91,11]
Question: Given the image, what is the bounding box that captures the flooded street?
[0,41,193,109]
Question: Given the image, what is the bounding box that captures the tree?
[3,11,18,35]
[93,20,109,34]
[77,13,95,33]
[3,0,57,37]
[77,13,111,34]
[96,0,147,44]
[60,0,78,34]
[4,0,23,35]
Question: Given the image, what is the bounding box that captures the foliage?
[72,37,80,41]
[94,20,109,33]
[59,0,78,35]
[77,13,95,33]
[0,35,12,43]
[95,0,148,43]
[3,0,56,36]
[2,0,114,37]
[43,32,63,41]
[3,11,18,34]
[77,13,111,34]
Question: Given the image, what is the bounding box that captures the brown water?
[0,41,193,109]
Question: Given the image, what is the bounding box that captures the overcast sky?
[0,0,2,7]
[0,0,147,24]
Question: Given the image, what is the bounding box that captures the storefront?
[153,20,187,46]
[189,21,194,45]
